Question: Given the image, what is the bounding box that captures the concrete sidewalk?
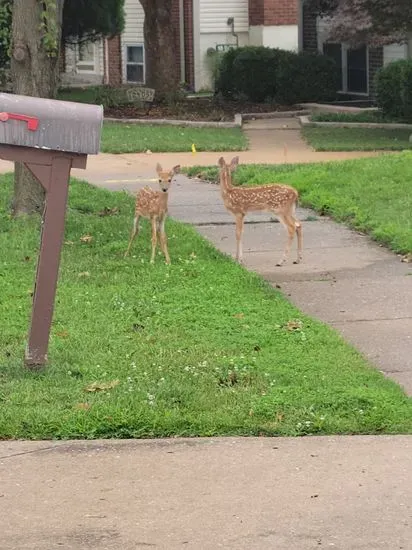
[1,437,411,549]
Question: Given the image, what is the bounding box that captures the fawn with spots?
[124,163,180,264]
[218,156,302,266]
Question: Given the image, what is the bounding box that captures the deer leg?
[159,215,171,265]
[276,214,296,267]
[124,214,140,258]
[294,218,303,264]
[235,213,245,263]
[150,216,158,264]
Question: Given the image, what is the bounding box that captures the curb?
[104,110,309,129]
[105,117,241,129]
[241,110,310,120]
[298,115,412,131]
[298,103,378,114]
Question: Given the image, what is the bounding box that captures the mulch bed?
[105,98,297,122]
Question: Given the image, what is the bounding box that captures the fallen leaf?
[233,313,244,319]
[56,330,69,338]
[401,253,412,263]
[85,380,120,392]
[78,272,91,278]
[74,403,90,411]
[65,240,74,246]
[80,234,93,244]
[286,320,303,331]
[98,207,119,217]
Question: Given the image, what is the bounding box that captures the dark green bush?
[216,46,293,102]
[376,59,412,122]
[276,52,339,105]
[400,61,412,122]
[215,46,339,104]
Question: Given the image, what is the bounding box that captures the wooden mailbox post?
[0,92,103,368]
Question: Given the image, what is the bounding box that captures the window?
[77,42,95,73]
[323,43,343,91]
[323,42,368,95]
[125,45,145,84]
[347,46,368,93]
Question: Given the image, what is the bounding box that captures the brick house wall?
[107,35,122,86]
[302,4,318,52]
[249,0,264,25]
[170,0,182,82]
[183,0,195,89]
[249,0,298,26]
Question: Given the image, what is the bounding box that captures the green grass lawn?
[302,126,412,152]
[185,152,412,254]
[101,123,248,153]
[0,174,411,440]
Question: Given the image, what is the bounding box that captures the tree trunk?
[10,0,64,216]
[140,0,180,99]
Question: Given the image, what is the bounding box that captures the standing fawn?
[218,157,302,266]
[124,163,180,264]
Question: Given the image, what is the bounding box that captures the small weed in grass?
[302,127,412,152]
[0,174,410,439]
[101,123,248,154]
[184,152,412,254]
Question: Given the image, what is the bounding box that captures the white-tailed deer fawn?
[218,157,302,266]
[124,163,180,264]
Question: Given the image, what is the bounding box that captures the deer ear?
[172,165,181,174]
[156,163,162,174]
[218,157,226,167]
[230,157,239,171]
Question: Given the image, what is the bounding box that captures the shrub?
[215,46,339,104]
[94,86,125,109]
[376,60,412,122]
[276,52,339,105]
[216,46,292,102]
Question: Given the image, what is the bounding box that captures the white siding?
[121,0,145,83]
[121,0,144,45]
[383,43,408,65]
[199,0,249,33]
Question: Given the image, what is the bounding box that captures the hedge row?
[215,46,340,104]
[375,59,412,122]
